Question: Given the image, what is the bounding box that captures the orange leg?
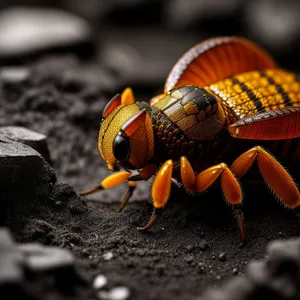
[231,146,300,209]
[137,160,173,231]
[180,156,245,246]
[80,171,137,211]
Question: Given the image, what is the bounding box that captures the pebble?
[93,274,108,290]
[0,126,50,162]
[0,228,23,285]
[219,253,227,262]
[98,286,130,300]
[0,7,92,59]
[0,67,30,83]
[18,243,74,272]
[103,251,114,261]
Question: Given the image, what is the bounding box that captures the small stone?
[0,126,50,161]
[98,286,130,300]
[103,251,114,261]
[18,243,74,272]
[184,255,194,264]
[0,228,23,285]
[0,7,93,59]
[219,253,227,262]
[93,274,108,290]
[198,240,208,251]
[0,67,30,83]
[0,227,15,248]
[232,268,238,275]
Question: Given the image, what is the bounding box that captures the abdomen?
[209,69,300,125]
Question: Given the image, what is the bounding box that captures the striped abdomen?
[209,69,300,125]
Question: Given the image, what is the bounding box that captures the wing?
[165,36,276,92]
[228,107,300,140]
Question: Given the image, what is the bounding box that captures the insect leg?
[231,146,300,208]
[180,156,196,193]
[80,171,131,196]
[137,160,173,231]
[180,157,245,245]
[119,181,137,212]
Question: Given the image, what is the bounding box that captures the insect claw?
[137,214,159,231]
[137,209,162,231]
[80,185,103,196]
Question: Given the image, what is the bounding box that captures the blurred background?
[0,0,299,92]
[0,0,299,198]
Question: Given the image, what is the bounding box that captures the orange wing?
[164,36,276,92]
[228,107,300,140]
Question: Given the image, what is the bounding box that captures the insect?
[81,36,300,246]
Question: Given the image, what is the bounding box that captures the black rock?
[0,7,94,61]
[0,137,56,227]
[0,227,88,300]
[0,126,51,162]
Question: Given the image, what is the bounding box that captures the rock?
[103,251,114,261]
[0,227,15,247]
[0,137,56,227]
[18,243,74,272]
[218,253,227,262]
[98,286,130,300]
[0,126,51,162]
[93,274,108,290]
[0,227,88,299]
[0,7,94,60]
[0,67,30,84]
[244,0,300,54]
[0,228,23,286]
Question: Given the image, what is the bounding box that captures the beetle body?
[82,36,300,246]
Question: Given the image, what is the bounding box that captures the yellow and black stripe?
[209,69,300,123]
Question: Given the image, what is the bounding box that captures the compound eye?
[113,132,130,162]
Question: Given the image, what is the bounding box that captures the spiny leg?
[231,146,300,208]
[80,171,137,211]
[180,157,245,246]
[80,171,131,196]
[137,160,173,231]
